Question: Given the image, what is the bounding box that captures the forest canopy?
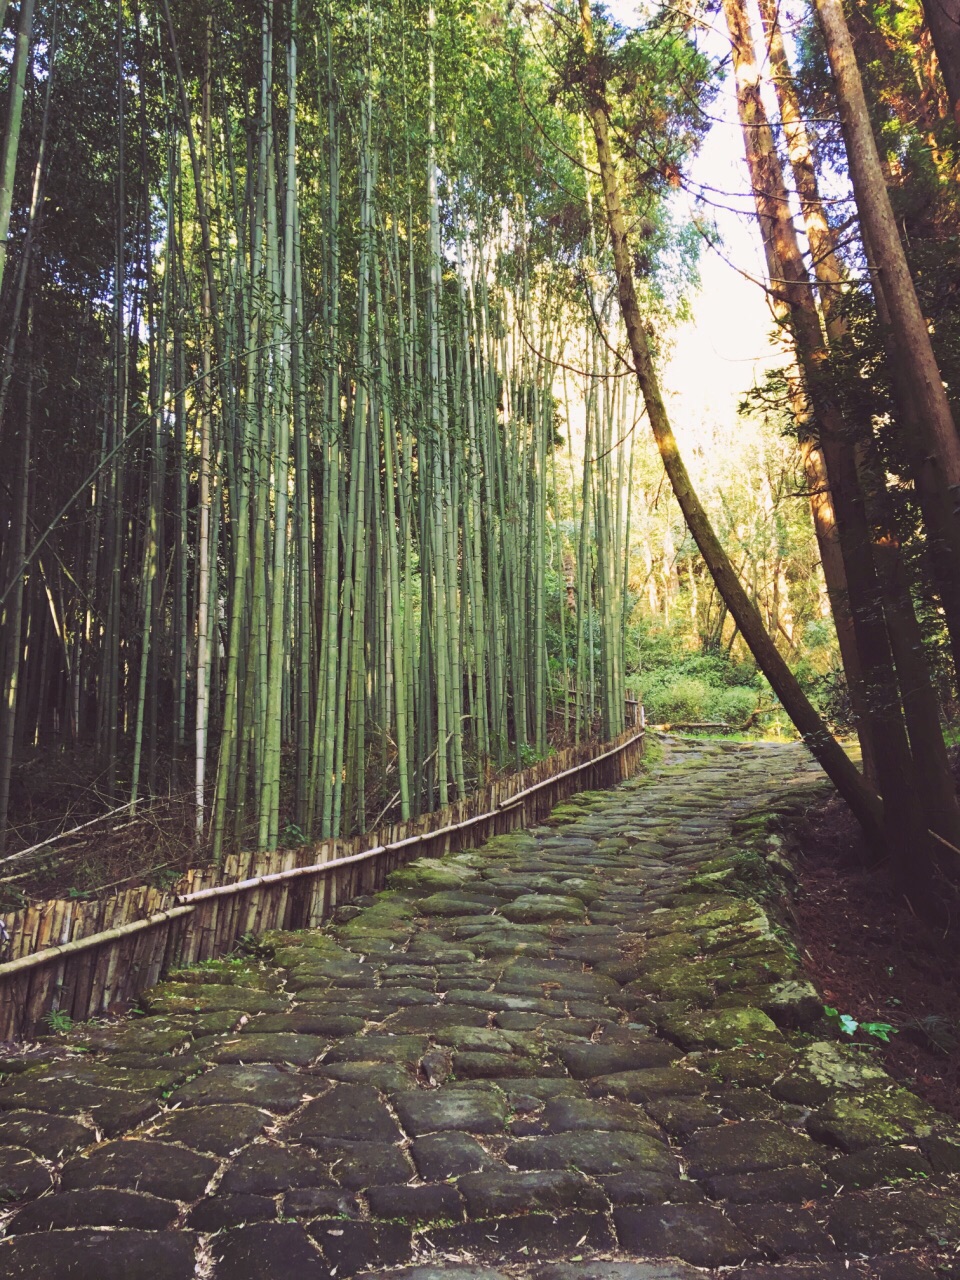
[1,0,959,910]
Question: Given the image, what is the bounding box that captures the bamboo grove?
[6,0,960,911]
[0,0,648,857]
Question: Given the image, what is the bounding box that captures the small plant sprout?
[44,1008,73,1035]
[824,1005,897,1043]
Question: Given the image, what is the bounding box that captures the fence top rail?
[0,905,196,979]
[498,727,644,810]
[177,725,646,905]
[0,721,645,988]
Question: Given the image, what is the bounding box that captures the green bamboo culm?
[0,0,645,861]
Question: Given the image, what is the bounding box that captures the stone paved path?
[1,736,959,1279]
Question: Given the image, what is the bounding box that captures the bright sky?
[606,0,785,434]
[663,123,783,436]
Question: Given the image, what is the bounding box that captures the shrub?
[706,686,758,727]
[642,675,712,722]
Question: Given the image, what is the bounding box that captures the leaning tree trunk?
[722,0,954,890]
[575,0,883,849]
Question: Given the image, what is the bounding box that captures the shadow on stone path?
[1,736,959,1279]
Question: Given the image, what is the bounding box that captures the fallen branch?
[658,721,734,732]
[0,800,141,867]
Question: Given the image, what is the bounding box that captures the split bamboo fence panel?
[0,722,644,1039]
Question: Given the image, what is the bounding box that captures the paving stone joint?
[0,735,957,1279]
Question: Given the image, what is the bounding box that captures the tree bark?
[722,0,954,888]
[920,0,960,125]
[0,303,32,854]
[814,0,960,509]
[754,0,960,848]
[750,0,876,780]
[576,0,884,848]
[861,218,960,685]
[766,0,960,689]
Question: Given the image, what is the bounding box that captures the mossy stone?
[0,1230,198,1279]
[387,862,472,892]
[505,1129,676,1177]
[827,1184,960,1252]
[682,1119,823,1179]
[166,962,274,990]
[921,1133,960,1174]
[544,803,591,826]
[658,1006,782,1052]
[272,939,352,968]
[801,1041,889,1092]
[634,932,700,972]
[758,978,823,1029]
[827,1143,934,1189]
[626,967,714,1005]
[335,899,415,942]
[501,894,584,923]
[201,1033,328,1066]
[417,891,501,917]
[807,1088,938,1153]
[0,1146,53,1200]
[681,867,738,893]
[256,928,333,954]
[644,897,750,938]
[575,790,609,806]
[61,1138,218,1200]
[21,1056,195,1095]
[70,1023,191,1057]
[174,1009,243,1037]
[140,982,286,1017]
[480,831,539,855]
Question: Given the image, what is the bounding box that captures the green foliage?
[43,1008,74,1035]
[643,674,714,723]
[147,867,182,891]
[638,651,762,728]
[824,1005,897,1043]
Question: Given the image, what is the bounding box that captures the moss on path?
[1,736,957,1279]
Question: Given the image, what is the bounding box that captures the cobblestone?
[1,735,958,1279]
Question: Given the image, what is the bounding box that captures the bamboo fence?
[0,720,644,1040]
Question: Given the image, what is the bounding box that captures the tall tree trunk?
[194,16,215,842]
[0,300,32,853]
[734,0,877,778]
[259,0,297,850]
[576,0,883,846]
[814,0,960,509]
[752,0,879,772]
[748,0,960,852]
[920,0,960,125]
[722,0,954,886]
[866,223,960,683]
[759,0,960,687]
